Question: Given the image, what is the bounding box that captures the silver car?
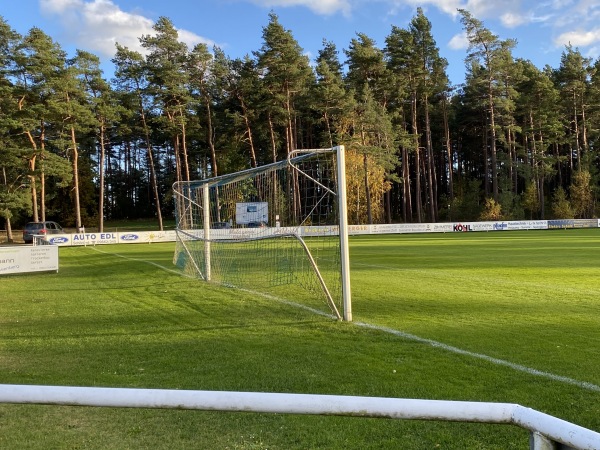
[23,221,64,243]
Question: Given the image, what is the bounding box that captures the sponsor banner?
[32,218,594,248]
[492,222,509,231]
[548,219,575,229]
[371,223,432,234]
[452,222,494,232]
[506,221,548,230]
[0,245,59,275]
[573,219,599,229]
[119,230,178,244]
[73,232,119,245]
[397,223,431,233]
[47,234,71,246]
[301,225,338,237]
[432,223,453,233]
[348,225,371,235]
[272,226,300,237]
[47,230,179,246]
[547,219,598,229]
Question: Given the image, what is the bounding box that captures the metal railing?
[0,385,598,449]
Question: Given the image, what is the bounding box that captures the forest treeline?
[1,9,599,238]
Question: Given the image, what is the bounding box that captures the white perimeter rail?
[1,385,599,449]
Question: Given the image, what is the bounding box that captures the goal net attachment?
[172,146,352,321]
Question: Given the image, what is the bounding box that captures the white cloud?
[251,0,352,15]
[554,28,600,47]
[500,12,527,28]
[39,0,212,58]
[448,31,469,50]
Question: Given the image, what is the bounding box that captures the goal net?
[172,146,351,321]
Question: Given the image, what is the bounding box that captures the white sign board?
[236,202,268,225]
[0,245,59,275]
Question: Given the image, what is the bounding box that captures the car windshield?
[25,223,44,230]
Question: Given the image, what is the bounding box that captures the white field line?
[88,247,600,394]
[353,321,600,393]
[90,246,196,278]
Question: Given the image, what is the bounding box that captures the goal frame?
[173,145,352,322]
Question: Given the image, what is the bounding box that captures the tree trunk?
[411,90,422,223]
[179,107,191,181]
[239,97,258,167]
[146,142,163,231]
[139,100,163,231]
[286,88,294,156]
[442,95,453,201]
[29,170,38,223]
[423,94,436,221]
[6,216,13,243]
[40,124,46,222]
[363,153,372,224]
[1,167,14,243]
[581,100,588,163]
[402,146,412,222]
[25,131,38,222]
[488,88,499,202]
[203,100,217,177]
[324,111,333,148]
[70,126,82,231]
[98,122,106,233]
[572,92,580,171]
[268,113,277,163]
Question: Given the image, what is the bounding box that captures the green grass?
[1,230,600,449]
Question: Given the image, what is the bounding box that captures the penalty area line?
[88,246,196,279]
[88,246,600,394]
[356,321,600,394]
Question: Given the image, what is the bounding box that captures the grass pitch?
[1,229,599,449]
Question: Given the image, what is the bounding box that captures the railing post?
[530,430,575,449]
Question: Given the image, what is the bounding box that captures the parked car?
[246,221,267,228]
[23,221,64,243]
[211,221,231,229]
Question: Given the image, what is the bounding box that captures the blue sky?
[3,0,600,86]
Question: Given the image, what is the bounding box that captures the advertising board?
[0,246,59,275]
[235,202,268,225]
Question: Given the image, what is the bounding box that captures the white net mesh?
[173,149,344,319]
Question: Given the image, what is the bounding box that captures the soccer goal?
[172,146,352,321]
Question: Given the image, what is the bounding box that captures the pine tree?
[553,45,592,172]
[255,12,313,159]
[112,45,163,230]
[0,18,30,239]
[228,56,262,167]
[516,60,563,219]
[313,41,353,148]
[188,42,219,177]
[141,17,192,183]
[75,50,123,232]
[459,9,516,203]
[345,36,397,224]
[409,8,449,221]
[385,25,424,221]
[11,27,72,223]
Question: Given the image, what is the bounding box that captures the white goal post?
[172,146,352,321]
